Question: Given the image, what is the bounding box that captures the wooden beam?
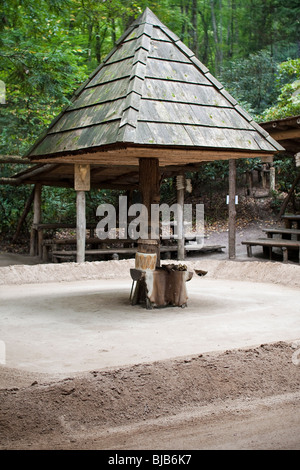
[270,129,300,141]
[29,147,277,166]
[0,155,30,164]
[74,164,90,191]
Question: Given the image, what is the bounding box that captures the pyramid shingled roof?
[27,8,283,165]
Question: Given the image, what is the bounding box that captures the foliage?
[260,58,300,121]
[0,0,300,236]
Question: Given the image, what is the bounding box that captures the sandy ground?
[0,225,300,450]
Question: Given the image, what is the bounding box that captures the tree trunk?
[12,187,35,243]
[278,171,300,219]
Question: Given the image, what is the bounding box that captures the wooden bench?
[50,243,225,262]
[241,238,300,263]
[51,247,138,262]
[43,237,136,262]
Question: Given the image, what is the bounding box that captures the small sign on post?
[226,195,238,204]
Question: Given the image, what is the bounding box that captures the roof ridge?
[117,21,153,143]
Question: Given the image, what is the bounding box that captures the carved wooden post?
[74,164,90,263]
[228,159,236,259]
[176,174,185,261]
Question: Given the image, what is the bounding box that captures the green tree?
[261,58,300,121]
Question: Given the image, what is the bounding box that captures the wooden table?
[281,214,300,229]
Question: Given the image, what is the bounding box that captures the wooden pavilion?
[4,8,284,263]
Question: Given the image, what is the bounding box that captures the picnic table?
[281,214,300,229]
[262,227,300,241]
[241,238,300,263]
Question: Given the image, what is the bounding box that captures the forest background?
[0,0,300,240]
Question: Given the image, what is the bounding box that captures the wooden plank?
[51,100,125,134]
[89,57,134,87]
[43,237,135,246]
[30,147,276,166]
[146,58,211,85]
[70,78,129,109]
[143,79,230,106]
[149,40,190,62]
[52,248,137,255]
[139,100,253,129]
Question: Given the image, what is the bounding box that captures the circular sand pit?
[0,259,299,378]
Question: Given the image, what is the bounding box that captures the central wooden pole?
[138,158,160,266]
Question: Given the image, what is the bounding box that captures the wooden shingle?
[27,7,284,163]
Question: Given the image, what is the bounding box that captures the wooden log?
[278,171,300,219]
[228,159,236,259]
[12,187,35,243]
[0,155,30,164]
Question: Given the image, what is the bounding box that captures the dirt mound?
[0,341,299,450]
[0,258,299,288]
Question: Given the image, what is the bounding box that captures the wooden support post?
[74,164,90,263]
[228,159,236,260]
[76,191,86,263]
[176,174,185,261]
[30,183,42,257]
[139,158,160,267]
